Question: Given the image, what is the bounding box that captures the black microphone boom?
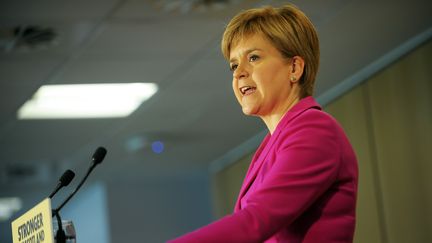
[49,169,75,199]
[53,147,107,215]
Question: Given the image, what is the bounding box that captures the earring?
[290,76,296,81]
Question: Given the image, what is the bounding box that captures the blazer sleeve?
[168,110,342,243]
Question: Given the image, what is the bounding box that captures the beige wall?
[211,153,252,218]
[326,84,384,243]
[211,39,432,242]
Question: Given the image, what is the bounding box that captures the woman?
[170,4,358,243]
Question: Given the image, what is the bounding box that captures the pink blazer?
[170,96,358,242]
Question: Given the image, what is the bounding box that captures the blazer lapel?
[235,133,270,210]
[242,127,282,189]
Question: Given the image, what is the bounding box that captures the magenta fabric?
[169,96,358,243]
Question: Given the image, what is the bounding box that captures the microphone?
[53,146,107,215]
[49,169,75,199]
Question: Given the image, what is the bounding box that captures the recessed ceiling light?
[17,83,158,119]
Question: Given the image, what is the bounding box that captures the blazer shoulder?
[276,107,344,151]
[291,107,340,129]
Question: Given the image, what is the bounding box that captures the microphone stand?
[54,210,66,243]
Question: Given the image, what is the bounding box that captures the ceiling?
[0,0,431,186]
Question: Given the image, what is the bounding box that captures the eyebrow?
[229,48,262,63]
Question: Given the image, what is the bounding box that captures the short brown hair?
[221,4,320,97]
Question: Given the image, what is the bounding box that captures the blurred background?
[0,0,431,242]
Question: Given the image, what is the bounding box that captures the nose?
[233,63,249,80]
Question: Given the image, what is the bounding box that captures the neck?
[261,92,300,135]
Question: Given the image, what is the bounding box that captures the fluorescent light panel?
[18,83,158,119]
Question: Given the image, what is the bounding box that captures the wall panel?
[367,40,432,243]
[326,85,383,243]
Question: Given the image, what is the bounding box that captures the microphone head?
[59,169,75,186]
[92,147,107,164]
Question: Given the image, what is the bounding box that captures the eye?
[249,54,259,62]
[230,63,238,71]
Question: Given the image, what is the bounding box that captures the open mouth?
[240,86,256,95]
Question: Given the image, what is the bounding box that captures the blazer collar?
[273,96,321,134]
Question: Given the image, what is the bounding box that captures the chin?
[241,106,258,116]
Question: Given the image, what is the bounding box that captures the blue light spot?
[151,141,164,154]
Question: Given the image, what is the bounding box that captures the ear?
[289,56,305,83]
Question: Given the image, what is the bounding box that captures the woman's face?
[229,34,297,118]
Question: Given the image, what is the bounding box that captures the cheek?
[232,79,244,105]
[251,68,269,90]
[232,79,236,94]
[252,65,271,81]
[232,79,240,99]
[254,65,288,89]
